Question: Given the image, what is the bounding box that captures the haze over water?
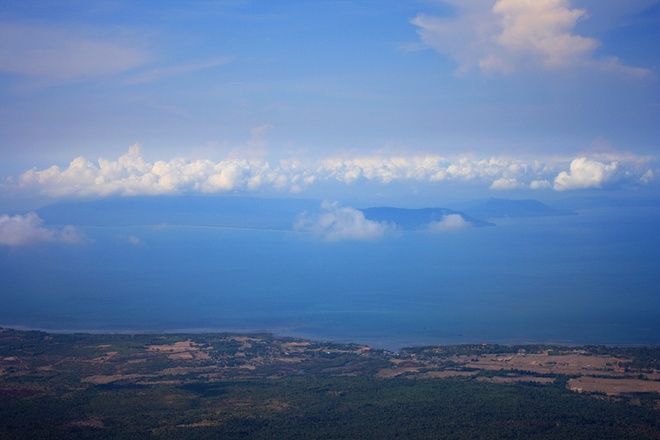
[2,203,657,351]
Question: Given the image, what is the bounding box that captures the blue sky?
[0,1,659,348]
[0,0,659,208]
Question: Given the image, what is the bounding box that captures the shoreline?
[2,324,658,352]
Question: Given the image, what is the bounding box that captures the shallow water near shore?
[1,206,658,351]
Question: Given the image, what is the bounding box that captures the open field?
[1,328,658,438]
[2,329,659,396]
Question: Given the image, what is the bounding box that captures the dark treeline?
[2,376,659,439]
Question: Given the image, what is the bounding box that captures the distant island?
[360,206,494,229]
[451,198,577,219]
[1,328,658,438]
[35,195,497,231]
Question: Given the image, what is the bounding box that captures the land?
[1,328,658,438]
[453,198,577,219]
[35,196,495,231]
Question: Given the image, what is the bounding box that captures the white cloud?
[295,202,391,242]
[0,23,148,85]
[530,179,552,190]
[10,144,656,198]
[412,0,650,75]
[428,214,471,232]
[0,212,82,246]
[553,157,622,190]
[491,0,597,70]
[18,144,284,197]
[490,177,522,190]
[122,235,144,246]
[640,169,654,185]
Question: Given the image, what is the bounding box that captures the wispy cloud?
[0,212,82,246]
[0,23,149,87]
[118,234,144,246]
[412,0,652,76]
[295,201,392,242]
[8,144,655,198]
[123,57,233,85]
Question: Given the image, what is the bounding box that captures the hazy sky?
[1,0,659,205]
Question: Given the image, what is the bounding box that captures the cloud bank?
[295,202,391,242]
[0,213,82,247]
[412,0,650,76]
[10,145,654,198]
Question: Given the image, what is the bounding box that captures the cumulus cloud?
[428,214,471,232]
[318,155,557,187]
[553,157,622,190]
[530,179,552,190]
[10,144,656,197]
[490,177,522,190]
[17,143,292,197]
[0,212,82,246]
[295,202,391,242]
[491,0,597,70]
[412,0,650,75]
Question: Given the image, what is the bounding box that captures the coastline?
[1,324,657,353]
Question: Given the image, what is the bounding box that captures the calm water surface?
[1,207,658,350]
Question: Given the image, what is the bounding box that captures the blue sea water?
[1,206,658,351]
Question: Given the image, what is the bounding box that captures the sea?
[1,205,658,351]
